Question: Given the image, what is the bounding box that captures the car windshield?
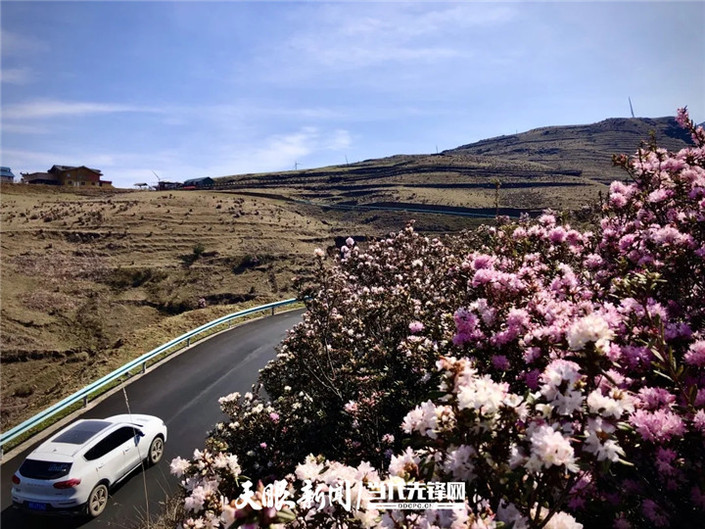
[53,420,111,444]
[19,459,72,480]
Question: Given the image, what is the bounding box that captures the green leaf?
[616,422,634,432]
[654,369,673,382]
[274,509,297,523]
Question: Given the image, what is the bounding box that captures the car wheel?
[86,483,109,518]
[148,436,164,465]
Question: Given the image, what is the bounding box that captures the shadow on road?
[1,466,161,529]
[2,506,94,529]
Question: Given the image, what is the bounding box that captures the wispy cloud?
[324,129,352,151]
[286,4,515,70]
[220,126,352,174]
[1,30,49,56]
[340,5,515,39]
[292,40,464,69]
[0,122,50,135]
[1,147,118,172]
[1,67,35,85]
[3,100,165,120]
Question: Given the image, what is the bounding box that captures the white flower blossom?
[443,444,476,481]
[457,374,508,415]
[566,313,614,352]
[388,447,420,478]
[295,454,324,481]
[170,456,191,477]
[527,425,578,473]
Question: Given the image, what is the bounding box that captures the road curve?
[0,309,304,529]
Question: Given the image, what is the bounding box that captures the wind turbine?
[151,170,162,190]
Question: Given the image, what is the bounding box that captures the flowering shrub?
[172,110,705,528]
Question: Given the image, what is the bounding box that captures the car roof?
[32,419,116,459]
[52,420,113,444]
[27,415,161,460]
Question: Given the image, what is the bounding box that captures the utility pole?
[629,97,635,118]
[294,161,299,170]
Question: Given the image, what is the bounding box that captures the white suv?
[11,414,167,518]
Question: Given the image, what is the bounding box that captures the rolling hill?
[215,116,694,213]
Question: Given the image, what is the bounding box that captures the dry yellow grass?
[0,183,481,431]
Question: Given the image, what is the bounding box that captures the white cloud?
[1,148,118,170]
[340,5,515,39]
[1,67,35,85]
[293,39,464,69]
[0,122,50,135]
[1,31,49,56]
[3,100,164,120]
[197,126,354,179]
[265,127,318,158]
[191,102,344,122]
[286,3,515,70]
[235,126,345,172]
[324,129,352,150]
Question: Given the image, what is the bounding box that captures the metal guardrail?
[0,298,299,450]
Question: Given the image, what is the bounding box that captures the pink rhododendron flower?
[641,499,668,527]
[630,409,686,442]
[408,320,424,333]
[684,340,705,367]
[491,354,510,370]
[693,409,705,434]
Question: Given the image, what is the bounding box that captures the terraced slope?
[0,185,471,432]
[215,117,693,213]
[447,116,693,182]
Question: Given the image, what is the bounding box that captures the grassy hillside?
[214,117,692,212]
[447,116,693,182]
[0,184,473,431]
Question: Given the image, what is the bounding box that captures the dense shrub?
[171,109,705,529]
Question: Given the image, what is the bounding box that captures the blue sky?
[2,1,704,189]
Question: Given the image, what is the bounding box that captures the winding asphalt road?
[0,309,303,528]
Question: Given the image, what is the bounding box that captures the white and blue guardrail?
[1,298,299,451]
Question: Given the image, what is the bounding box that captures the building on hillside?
[0,167,16,183]
[183,177,214,189]
[21,171,59,185]
[156,181,183,191]
[48,165,112,187]
[20,166,113,187]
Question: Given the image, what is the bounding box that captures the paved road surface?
[0,309,303,528]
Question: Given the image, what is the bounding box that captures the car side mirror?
[136,430,145,438]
